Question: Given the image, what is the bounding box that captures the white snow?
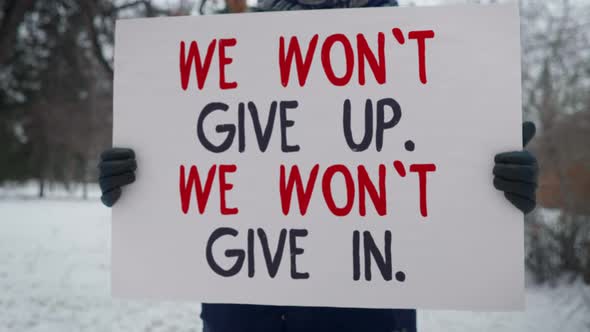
[0,196,588,332]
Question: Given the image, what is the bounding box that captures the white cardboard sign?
[112,3,524,310]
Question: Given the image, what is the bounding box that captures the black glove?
[493,122,538,214]
[98,148,137,207]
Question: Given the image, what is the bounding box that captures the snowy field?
[1,188,589,331]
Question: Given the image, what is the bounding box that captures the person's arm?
[493,121,538,214]
[98,148,136,207]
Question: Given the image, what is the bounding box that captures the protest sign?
[112,3,524,310]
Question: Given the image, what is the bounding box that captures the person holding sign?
[99,1,539,332]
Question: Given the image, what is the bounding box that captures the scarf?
[258,0,398,11]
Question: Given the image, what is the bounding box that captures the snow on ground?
[1,197,589,332]
[0,197,201,332]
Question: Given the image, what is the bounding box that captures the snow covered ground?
[1,193,589,332]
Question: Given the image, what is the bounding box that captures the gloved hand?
[98,148,137,207]
[493,122,538,214]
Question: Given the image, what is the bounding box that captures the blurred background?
[0,0,588,331]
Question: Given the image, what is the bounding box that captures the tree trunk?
[82,178,88,200]
[38,177,44,198]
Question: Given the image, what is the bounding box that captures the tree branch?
[79,0,113,78]
[0,0,37,65]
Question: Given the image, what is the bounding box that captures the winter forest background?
[0,0,589,331]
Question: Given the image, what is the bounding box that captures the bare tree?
[520,0,590,284]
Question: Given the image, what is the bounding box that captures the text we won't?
[178,162,436,218]
[178,28,435,90]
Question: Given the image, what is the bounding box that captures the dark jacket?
[201,303,417,332]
